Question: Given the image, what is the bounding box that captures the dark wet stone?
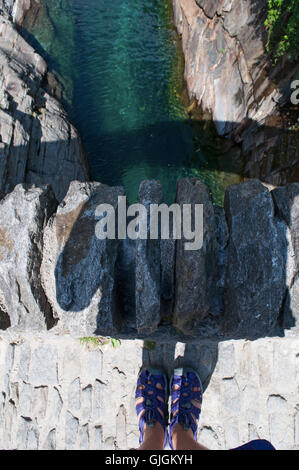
[223,180,286,338]
[173,178,218,334]
[135,180,163,335]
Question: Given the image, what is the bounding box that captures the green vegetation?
[144,341,156,351]
[265,0,299,62]
[80,337,121,349]
[79,337,105,348]
[110,338,121,348]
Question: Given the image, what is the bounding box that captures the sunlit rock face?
[272,183,299,331]
[173,0,299,185]
[0,184,58,331]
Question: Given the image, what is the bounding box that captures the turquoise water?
[23,0,242,204]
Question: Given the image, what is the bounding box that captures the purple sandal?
[169,367,203,449]
[135,367,168,448]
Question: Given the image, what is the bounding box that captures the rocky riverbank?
[173,0,299,185]
[0,0,89,202]
[0,0,298,340]
[0,0,298,452]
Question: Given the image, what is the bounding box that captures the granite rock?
[1,332,298,449]
[173,0,299,184]
[224,180,287,337]
[160,236,175,320]
[211,205,229,315]
[272,183,299,331]
[173,178,218,334]
[282,275,299,332]
[135,180,163,335]
[173,0,268,135]
[0,9,89,202]
[272,183,299,271]
[41,181,125,337]
[0,184,57,330]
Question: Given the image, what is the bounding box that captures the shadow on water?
[77,119,245,205]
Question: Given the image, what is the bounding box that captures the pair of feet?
[135,367,204,450]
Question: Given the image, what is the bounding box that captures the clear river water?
[23,0,242,204]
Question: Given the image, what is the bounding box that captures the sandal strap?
[169,370,202,450]
[136,368,168,448]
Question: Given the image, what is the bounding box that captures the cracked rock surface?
[0,178,298,339]
[173,0,299,185]
[0,331,298,450]
[41,181,125,338]
[0,1,89,202]
[0,184,58,331]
